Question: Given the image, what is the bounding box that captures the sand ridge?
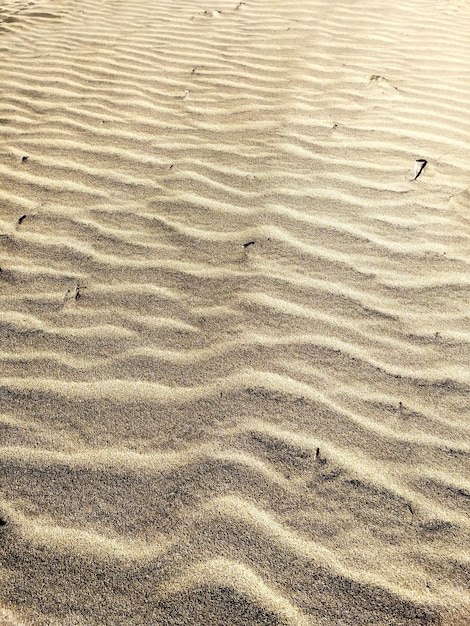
[1,0,470,624]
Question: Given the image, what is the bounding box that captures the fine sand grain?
[1,0,469,624]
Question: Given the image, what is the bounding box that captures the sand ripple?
[1,0,470,624]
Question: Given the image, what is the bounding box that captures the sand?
[1,0,469,624]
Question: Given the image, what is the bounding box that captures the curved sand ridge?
[1,0,470,624]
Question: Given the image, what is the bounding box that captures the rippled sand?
[1,0,469,624]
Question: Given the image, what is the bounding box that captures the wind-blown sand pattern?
[1,0,470,623]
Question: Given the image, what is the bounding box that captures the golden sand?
[1,0,469,624]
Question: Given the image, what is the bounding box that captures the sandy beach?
[1,0,469,624]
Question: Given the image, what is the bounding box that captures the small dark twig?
[413,159,427,180]
[18,215,27,224]
[243,241,255,248]
[75,283,86,300]
[21,155,29,162]
[315,447,320,459]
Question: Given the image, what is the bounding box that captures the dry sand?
[1,0,470,624]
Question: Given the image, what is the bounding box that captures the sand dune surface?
[1,0,470,624]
